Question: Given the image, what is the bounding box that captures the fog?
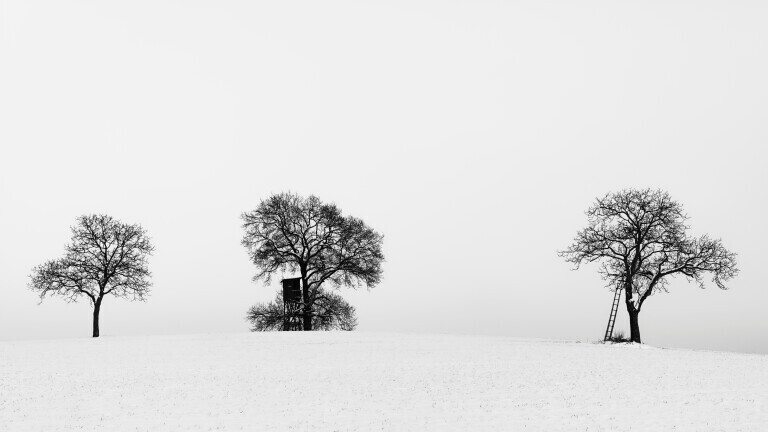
[1,0,767,353]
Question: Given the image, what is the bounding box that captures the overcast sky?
[1,0,767,353]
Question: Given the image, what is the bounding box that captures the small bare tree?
[242,192,383,331]
[559,189,738,343]
[29,214,154,337]
[246,289,358,331]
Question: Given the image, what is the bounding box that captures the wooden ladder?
[603,288,622,341]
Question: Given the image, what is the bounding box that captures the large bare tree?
[29,214,154,337]
[241,192,384,331]
[559,189,738,343]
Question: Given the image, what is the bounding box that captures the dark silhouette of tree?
[245,294,285,332]
[29,214,154,337]
[241,192,383,331]
[559,189,738,343]
[246,289,358,331]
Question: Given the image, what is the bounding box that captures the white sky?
[1,0,767,353]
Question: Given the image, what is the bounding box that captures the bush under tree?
[246,289,358,331]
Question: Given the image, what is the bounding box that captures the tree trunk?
[300,270,312,331]
[92,297,102,338]
[623,280,641,343]
[628,309,641,343]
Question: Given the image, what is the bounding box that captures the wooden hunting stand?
[282,277,303,331]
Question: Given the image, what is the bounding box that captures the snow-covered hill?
[1,332,766,431]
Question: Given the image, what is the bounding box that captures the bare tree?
[241,192,383,330]
[29,214,154,337]
[246,289,358,331]
[559,189,738,343]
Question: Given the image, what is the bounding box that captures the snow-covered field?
[1,332,766,431]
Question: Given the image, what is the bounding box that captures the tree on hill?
[241,192,383,331]
[559,189,738,343]
[29,214,154,337]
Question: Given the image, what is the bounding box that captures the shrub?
[246,289,357,331]
[607,329,632,343]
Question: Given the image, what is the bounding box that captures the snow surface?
[1,332,766,431]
